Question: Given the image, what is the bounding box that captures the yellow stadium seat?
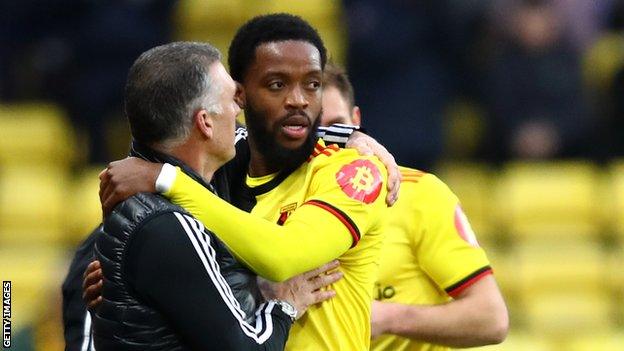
[608,248,624,326]
[564,332,624,351]
[507,239,615,337]
[609,160,624,239]
[494,161,602,242]
[173,0,347,65]
[67,166,106,244]
[174,0,244,33]
[173,0,242,66]
[484,247,518,303]
[248,0,346,63]
[0,165,68,246]
[607,246,624,292]
[522,290,614,336]
[0,247,67,332]
[512,239,607,293]
[174,24,235,59]
[435,162,498,245]
[0,103,75,167]
[468,332,553,351]
[254,0,342,22]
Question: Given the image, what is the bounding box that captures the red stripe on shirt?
[446,268,493,297]
[305,200,361,248]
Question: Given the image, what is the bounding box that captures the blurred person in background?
[589,0,624,158]
[321,62,509,350]
[482,0,591,161]
[343,0,455,170]
[610,67,624,156]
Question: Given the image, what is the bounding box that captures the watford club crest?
[335,159,382,204]
[277,203,297,225]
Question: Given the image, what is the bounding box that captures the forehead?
[249,40,321,77]
[210,61,235,91]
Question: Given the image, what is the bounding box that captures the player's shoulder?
[310,140,386,173]
[308,140,342,162]
[398,166,457,204]
[308,141,388,204]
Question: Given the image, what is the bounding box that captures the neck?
[153,141,217,182]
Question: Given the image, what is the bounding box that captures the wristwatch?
[271,300,297,322]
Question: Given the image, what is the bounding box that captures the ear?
[351,106,362,126]
[234,82,246,109]
[195,109,215,140]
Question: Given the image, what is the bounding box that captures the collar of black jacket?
[129,140,215,193]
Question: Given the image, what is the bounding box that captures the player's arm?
[372,174,508,347]
[157,158,387,282]
[98,155,388,281]
[371,275,508,347]
[120,212,293,350]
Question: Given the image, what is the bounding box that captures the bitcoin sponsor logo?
[335,159,382,204]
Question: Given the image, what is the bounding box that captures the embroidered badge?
[277,203,297,225]
[335,159,382,204]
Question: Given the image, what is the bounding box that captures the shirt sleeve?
[162,154,388,282]
[413,175,492,298]
[125,212,291,350]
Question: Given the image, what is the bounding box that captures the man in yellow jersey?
[320,62,509,350]
[98,14,389,350]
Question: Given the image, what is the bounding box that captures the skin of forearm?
[377,278,508,347]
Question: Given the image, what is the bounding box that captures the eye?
[268,81,285,90]
[307,80,321,90]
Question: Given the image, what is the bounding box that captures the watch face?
[282,302,295,314]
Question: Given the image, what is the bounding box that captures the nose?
[285,85,309,110]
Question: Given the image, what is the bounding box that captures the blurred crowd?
[345,0,624,168]
[1,0,623,168]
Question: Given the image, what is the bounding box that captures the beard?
[245,103,321,173]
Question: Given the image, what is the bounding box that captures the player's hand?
[83,260,103,310]
[99,157,163,216]
[346,131,401,206]
[257,260,342,319]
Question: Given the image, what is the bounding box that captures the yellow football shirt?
[371,167,491,351]
[163,140,388,350]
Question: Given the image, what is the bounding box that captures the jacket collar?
[129,140,215,193]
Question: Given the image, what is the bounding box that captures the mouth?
[281,115,310,140]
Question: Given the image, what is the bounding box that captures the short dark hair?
[228,13,327,82]
[125,41,221,145]
[323,62,355,109]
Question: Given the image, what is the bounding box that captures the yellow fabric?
[371,168,490,351]
[164,140,388,350]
